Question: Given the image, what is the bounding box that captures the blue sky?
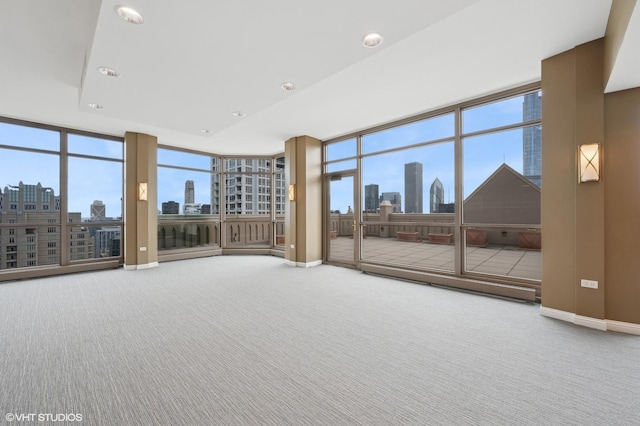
[1,91,539,218]
[327,94,536,213]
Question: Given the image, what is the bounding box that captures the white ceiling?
[0,0,634,156]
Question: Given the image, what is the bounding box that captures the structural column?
[124,132,158,270]
[541,39,605,324]
[284,135,322,267]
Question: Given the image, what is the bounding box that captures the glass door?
[326,173,357,266]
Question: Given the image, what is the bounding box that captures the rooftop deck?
[330,236,541,281]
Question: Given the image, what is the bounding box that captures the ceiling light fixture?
[201,129,212,135]
[114,5,144,24]
[363,33,383,48]
[88,103,104,110]
[281,82,296,91]
[232,111,246,117]
[98,67,120,78]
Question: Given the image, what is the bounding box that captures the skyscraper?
[364,184,379,212]
[161,201,180,214]
[523,91,542,186]
[430,178,444,213]
[184,180,195,204]
[404,162,423,213]
[0,182,93,269]
[212,158,273,214]
[380,192,402,213]
[90,200,106,219]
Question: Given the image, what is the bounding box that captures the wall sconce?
[579,143,600,183]
[138,182,148,201]
[288,184,296,201]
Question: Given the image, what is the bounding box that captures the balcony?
[329,212,541,285]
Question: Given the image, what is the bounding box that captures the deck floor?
[329,236,541,281]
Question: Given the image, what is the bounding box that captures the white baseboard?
[540,305,640,335]
[124,262,159,271]
[607,320,640,336]
[284,259,322,268]
[575,315,607,331]
[539,306,575,323]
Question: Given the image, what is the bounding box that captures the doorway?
[326,173,359,267]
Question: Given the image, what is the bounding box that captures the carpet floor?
[1,255,639,425]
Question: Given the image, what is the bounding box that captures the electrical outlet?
[581,279,598,289]
[139,246,147,252]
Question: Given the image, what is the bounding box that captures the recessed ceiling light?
[114,5,144,24]
[363,33,383,48]
[201,129,212,135]
[88,103,104,110]
[232,111,246,117]
[98,67,120,78]
[281,82,296,91]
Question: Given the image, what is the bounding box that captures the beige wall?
[604,88,640,324]
[285,135,322,266]
[541,45,579,313]
[124,132,158,269]
[543,37,640,325]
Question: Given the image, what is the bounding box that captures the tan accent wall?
[604,0,637,87]
[544,36,640,325]
[541,47,578,312]
[285,135,322,265]
[541,39,606,318]
[604,88,640,324]
[574,40,606,320]
[124,132,158,268]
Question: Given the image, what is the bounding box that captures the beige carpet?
[1,255,638,425]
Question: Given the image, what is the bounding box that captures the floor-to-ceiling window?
[361,114,456,273]
[0,118,123,280]
[157,149,285,256]
[323,84,541,292]
[462,91,541,283]
[157,148,220,254]
[222,157,274,247]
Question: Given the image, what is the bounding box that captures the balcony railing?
[157,215,286,252]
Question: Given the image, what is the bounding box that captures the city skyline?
[2,91,540,219]
[331,91,540,214]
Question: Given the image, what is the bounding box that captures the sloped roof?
[463,163,540,224]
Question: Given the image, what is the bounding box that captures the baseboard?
[283,259,322,268]
[606,320,640,336]
[540,305,640,335]
[124,262,159,271]
[575,315,607,331]
[539,306,575,323]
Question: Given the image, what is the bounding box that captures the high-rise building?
[90,200,106,219]
[161,201,180,214]
[364,184,379,212]
[523,91,542,186]
[430,178,444,213]
[210,158,221,215]
[209,157,284,215]
[0,182,93,269]
[184,180,195,204]
[380,192,402,213]
[274,157,286,215]
[94,226,121,258]
[404,162,423,213]
[212,158,273,214]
